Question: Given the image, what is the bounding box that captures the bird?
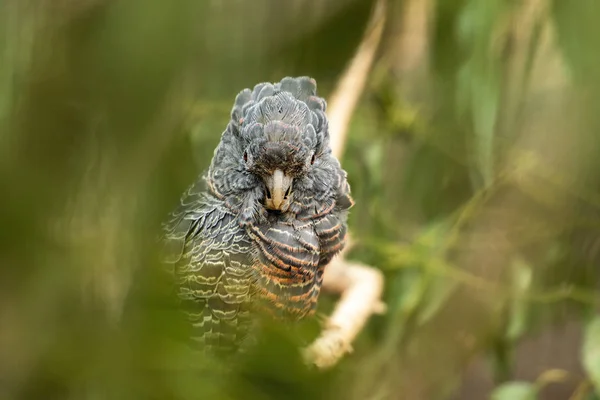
[161,76,354,355]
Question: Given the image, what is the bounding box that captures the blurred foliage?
[3,0,600,399]
[491,381,537,400]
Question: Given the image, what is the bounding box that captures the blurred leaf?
[455,0,512,188]
[417,217,458,324]
[416,275,458,326]
[414,219,459,325]
[551,0,600,87]
[506,257,533,341]
[378,217,460,326]
[583,316,600,395]
[365,140,384,191]
[396,269,427,318]
[491,381,538,400]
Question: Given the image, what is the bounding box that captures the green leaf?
[583,316,600,394]
[413,218,459,325]
[491,381,538,400]
[416,277,458,325]
[455,0,512,188]
[506,257,533,341]
[470,67,499,187]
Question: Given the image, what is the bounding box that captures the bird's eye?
[243,151,248,163]
[310,153,316,165]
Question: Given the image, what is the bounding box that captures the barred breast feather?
[248,219,321,319]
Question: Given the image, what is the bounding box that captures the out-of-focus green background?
[2,1,600,399]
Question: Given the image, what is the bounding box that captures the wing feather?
[162,180,255,353]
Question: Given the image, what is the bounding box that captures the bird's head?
[206,77,353,224]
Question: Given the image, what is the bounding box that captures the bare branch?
[304,260,385,369]
[327,0,387,160]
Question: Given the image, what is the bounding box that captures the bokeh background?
[2,0,600,399]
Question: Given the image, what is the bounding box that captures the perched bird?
[162,76,354,355]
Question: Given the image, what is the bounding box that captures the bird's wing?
[161,179,255,353]
[310,166,353,268]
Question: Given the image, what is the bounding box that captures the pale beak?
[264,169,293,210]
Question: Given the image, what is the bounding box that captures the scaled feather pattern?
[161,77,354,354]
